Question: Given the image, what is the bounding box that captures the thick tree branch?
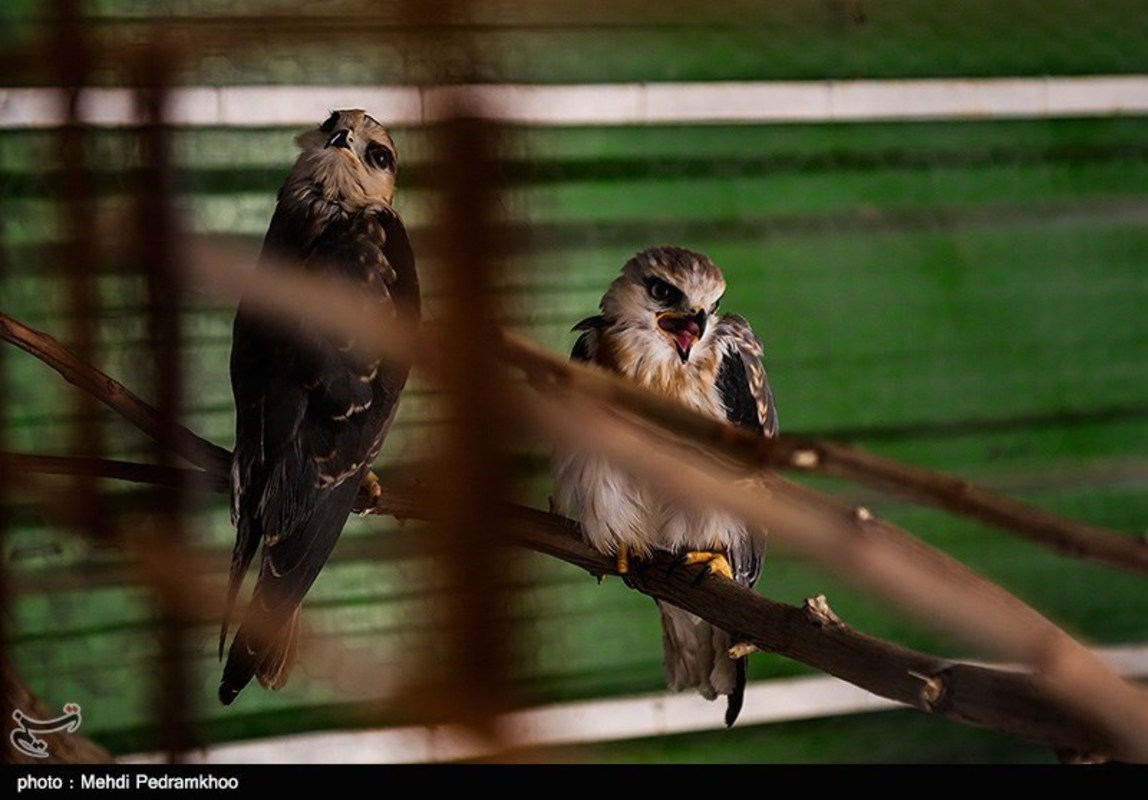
[516,385,1148,761]
[486,499,1128,760]
[4,449,1139,761]
[621,558,1120,760]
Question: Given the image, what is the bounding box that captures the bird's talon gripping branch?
[728,642,759,659]
[680,550,735,581]
[616,543,632,575]
[356,469,383,515]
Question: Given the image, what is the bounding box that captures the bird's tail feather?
[218,604,302,706]
[218,516,262,661]
[218,640,256,706]
[725,655,747,727]
[257,606,301,691]
[658,602,746,724]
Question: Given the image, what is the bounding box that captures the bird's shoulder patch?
[570,315,608,364]
[714,314,777,437]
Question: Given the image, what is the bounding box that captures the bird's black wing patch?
[714,314,778,590]
[715,314,777,439]
[713,314,778,725]
[570,315,606,363]
[716,349,764,435]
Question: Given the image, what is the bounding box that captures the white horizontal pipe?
[120,643,1148,764]
[2,76,1147,129]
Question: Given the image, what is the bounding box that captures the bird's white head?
[289,109,399,210]
[601,246,727,364]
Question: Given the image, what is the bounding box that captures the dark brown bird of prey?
[218,110,419,705]
[553,246,778,726]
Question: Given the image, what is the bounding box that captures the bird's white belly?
[553,448,742,559]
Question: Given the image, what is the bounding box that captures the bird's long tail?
[658,601,745,726]
[219,604,302,706]
[726,656,747,727]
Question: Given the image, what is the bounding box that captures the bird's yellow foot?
[678,550,734,582]
[729,641,759,659]
[354,470,384,515]
[616,543,632,575]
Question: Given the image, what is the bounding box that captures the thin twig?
[0,313,229,474]
[1,452,224,493]
[775,434,1148,576]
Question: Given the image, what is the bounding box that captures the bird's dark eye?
[644,277,680,305]
[319,112,339,133]
[365,142,395,171]
[712,294,723,313]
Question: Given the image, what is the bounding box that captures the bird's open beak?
[326,129,352,149]
[657,309,707,363]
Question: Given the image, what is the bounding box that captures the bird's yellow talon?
[616,544,631,575]
[363,470,383,499]
[681,551,734,580]
[354,470,383,515]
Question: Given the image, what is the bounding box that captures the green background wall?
[3,1,1147,763]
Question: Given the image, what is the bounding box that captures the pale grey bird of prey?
[552,246,778,725]
[219,109,420,705]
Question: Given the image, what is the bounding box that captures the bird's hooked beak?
[657,309,707,363]
[326,129,352,149]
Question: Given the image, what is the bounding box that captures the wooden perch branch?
[5,312,1148,760]
[3,449,1129,759]
[0,312,229,474]
[515,384,1148,761]
[618,560,1120,760]
[775,434,1148,577]
[417,491,1127,759]
[2,452,225,493]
